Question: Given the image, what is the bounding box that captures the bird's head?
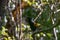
[26,17,34,23]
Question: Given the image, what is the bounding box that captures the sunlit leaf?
[47,33,52,37]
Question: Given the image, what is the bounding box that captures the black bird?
[26,17,41,40]
[26,17,39,31]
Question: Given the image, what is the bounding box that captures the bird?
[26,17,40,31]
[26,17,41,40]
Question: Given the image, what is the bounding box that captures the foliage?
[0,0,60,40]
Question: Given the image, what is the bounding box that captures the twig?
[33,9,43,22]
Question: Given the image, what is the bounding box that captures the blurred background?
[0,0,60,40]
